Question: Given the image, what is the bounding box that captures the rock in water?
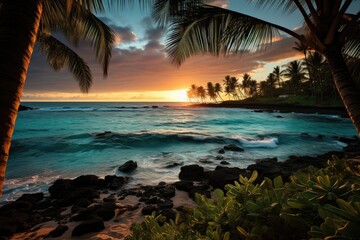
[118,160,138,173]
[224,144,244,152]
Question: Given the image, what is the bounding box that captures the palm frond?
[165,3,286,66]
[248,0,307,14]
[37,33,92,93]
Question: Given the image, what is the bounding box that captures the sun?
[173,89,188,102]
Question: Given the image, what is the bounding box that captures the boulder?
[218,149,225,154]
[118,161,138,173]
[174,181,193,192]
[223,144,244,152]
[47,225,68,238]
[142,205,157,215]
[105,175,129,190]
[208,166,245,189]
[179,164,205,181]
[72,217,105,237]
[220,161,230,165]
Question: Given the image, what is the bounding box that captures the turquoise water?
[2,102,357,202]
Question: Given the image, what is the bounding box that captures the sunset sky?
[23,0,360,102]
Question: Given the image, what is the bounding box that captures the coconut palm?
[242,73,253,97]
[283,60,308,95]
[152,0,360,135]
[0,0,120,197]
[266,73,277,97]
[197,86,207,102]
[272,66,284,88]
[207,82,218,103]
[214,82,223,101]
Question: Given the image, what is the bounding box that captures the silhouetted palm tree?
[283,61,307,95]
[214,82,223,101]
[242,73,252,97]
[197,86,207,103]
[207,82,218,103]
[152,0,360,135]
[0,0,117,197]
[272,66,284,88]
[266,73,277,97]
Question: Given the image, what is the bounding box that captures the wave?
[236,136,279,148]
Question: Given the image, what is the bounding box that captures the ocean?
[2,102,357,203]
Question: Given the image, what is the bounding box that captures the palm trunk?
[325,46,360,136]
[0,0,43,198]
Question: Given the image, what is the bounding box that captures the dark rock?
[105,175,129,190]
[220,161,230,165]
[223,144,244,152]
[158,182,166,186]
[18,105,36,111]
[301,133,310,136]
[48,179,73,198]
[72,203,115,222]
[103,196,116,203]
[199,158,213,164]
[118,160,138,173]
[174,181,193,192]
[73,175,99,188]
[56,187,99,207]
[152,106,159,108]
[142,205,157,215]
[253,110,263,113]
[72,216,105,237]
[255,157,278,164]
[188,184,211,199]
[179,164,205,181]
[145,197,158,204]
[215,155,224,160]
[35,198,52,210]
[276,115,283,118]
[218,149,225,154]
[336,136,359,144]
[209,166,245,189]
[164,162,182,168]
[47,225,68,238]
[159,185,176,198]
[16,193,44,205]
[160,209,177,221]
[157,200,174,209]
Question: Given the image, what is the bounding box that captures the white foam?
[236,136,279,148]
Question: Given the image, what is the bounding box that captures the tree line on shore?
[187,42,357,104]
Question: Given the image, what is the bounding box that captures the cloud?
[98,16,137,44]
[24,33,301,99]
[208,0,229,8]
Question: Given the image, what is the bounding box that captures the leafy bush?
[126,156,360,240]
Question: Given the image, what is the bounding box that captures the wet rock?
[174,181,193,192]
[159,209,177,221]
[199,158,213,164]
[72,203,115,222]
[164,162,182,168]
[220,161,230,165]
[72,216,105,237]
[152,106,159,108]
[118,160,138,173]
[56,187,99,207]
[223,144,244,152]
[215,156,224,160]
[18,105,36,111]
[142,205,157,215]
[47,225,68,238]
[218,149,225,154]
[179,164,205,181]
[159,185,176,198]
[95,131,112,137]
[255,157,278,164]
[105,175,129,190]
[189,184,211,199]
[276,115,283,118]
[209,166,245,189]
[73,175,100,188]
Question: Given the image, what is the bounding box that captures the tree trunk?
[0,0,43,198]
[325,46,360,136]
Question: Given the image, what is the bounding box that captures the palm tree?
[272,66,284,88]
[242,73,252,97]
[152,0,360,135]
[249,80,258,97]
[0,0,117,197]
[283,60,308,95]
[214,82,223,101]
[197,86,207,103]
[266,73,277,97]
[207,82,218,103]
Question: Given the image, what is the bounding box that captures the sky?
[23,0,360,102]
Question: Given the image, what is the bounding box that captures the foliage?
[127,156,360,240]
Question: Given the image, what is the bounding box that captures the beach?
[1,102,359,238]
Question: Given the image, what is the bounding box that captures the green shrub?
[126,156,360,240]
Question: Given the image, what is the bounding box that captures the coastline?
[189,102,349,117]
[1,137,359,239]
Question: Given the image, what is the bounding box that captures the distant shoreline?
[189,102,349,117]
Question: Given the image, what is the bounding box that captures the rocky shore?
[0,137,359,239]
